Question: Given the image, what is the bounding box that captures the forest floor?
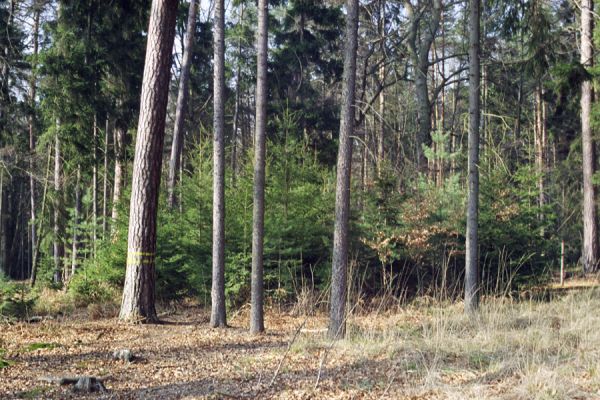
[2,284,600,399]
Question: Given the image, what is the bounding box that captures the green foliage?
[225,253,251,307]
[0,278,35,319]
[0,348,13,369]
[422,130,460,166]
[67,137,334,307]
[23,342,59,352]
[15,387,50,399]
[269,0,344,164]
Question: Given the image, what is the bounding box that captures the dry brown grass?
[1,289,600,399]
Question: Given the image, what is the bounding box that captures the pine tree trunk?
[92,115,98,253]
[231,3,245,184]
[71,165,81,278]
[581,0,598,274]
[31,146,52,286]
[210,0,227,328]
[119,0,178,323]
[328,0,359,340]
[535,83,545,212]
[405,0,442,171]
[0,170,4,276]
[167,0,197,209]
[465,0,480,314]
[102,117,110,237]
[250,0,269,334]
[53,131,65,284]
[376,0,385,177]
[28,3,40,283]
[111,123,126,227]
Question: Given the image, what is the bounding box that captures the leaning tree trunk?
[581,0,598,274]
[210,0,227,328]
[328,0,359,340]
[167,0,197,209]
[250,0,268,334]
[119,0,178,323]
[464,0,480,314]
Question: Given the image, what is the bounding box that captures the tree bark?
[465,0,480,314]
[119,0,178,323]
[328,0,359,340]
[167,0,197,209]
[111,123,126,228]
[210,0,227,328]
[377,0,386,177]
[53,130,65,284]
[250,0,268,334]
[581,0,598,274]
[231,3,245,184]
[0,170,4,276]
[405,0,442,170]
[102,117,110,237]
[31,145,52,287]
[534,83,546,211]
[71,165,81,278]
[92,115,98,254]
[28,2,40,284]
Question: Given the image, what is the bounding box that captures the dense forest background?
[0,0,595,315]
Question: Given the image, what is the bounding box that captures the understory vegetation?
[0,136,574,321]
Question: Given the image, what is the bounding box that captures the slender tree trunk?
[0,170,4,276]
[250,0,268,334]
[102,117,110,237]
[535,82,546,212]
[405,0,442,171]
[53,131,64,284]
[71,165,81,278]
[465,0,480,313]
[561,186,566,286]
[167,0,197,209]
[414,70,430,170]
[92,115,98,254]
[328,0,359,340]
[111,123,126,227]
[581,0,598,274]
[439,9,446,185]
[28,3,40,283]
[231,3,244,184]
[30,145,52,287]
[119,0,178,323]
[514,1,525,146]
[450,80,460,174]
[211,0,227,328]
[377,0,385,177]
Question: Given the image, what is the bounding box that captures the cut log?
[38,376,108,393]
